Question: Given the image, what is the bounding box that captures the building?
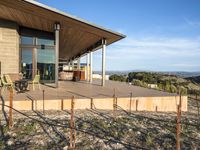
[0,0,125,87]
[148,84,158,89]
[93,74,110,80]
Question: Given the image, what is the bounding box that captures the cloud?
[85,36,200,71]
[101,36,200,71]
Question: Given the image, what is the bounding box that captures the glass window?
[37,49,55,82]
[21,49,33,80]
[37,38,55,46]
[21,36,34,45]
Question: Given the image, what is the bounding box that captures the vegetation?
[109,72,200,95]
[186,76,200,84]
[109,74,127,82]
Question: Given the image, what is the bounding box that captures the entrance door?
[37,48,55,83]
[21,48,33,80]
[20,31,55,83]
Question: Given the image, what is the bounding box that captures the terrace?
[0,79,187,112]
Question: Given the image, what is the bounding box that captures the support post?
[89,51,93,83]
[68,61,70,70]
[101,39,106,86]
[33,47,37,77]
[77,58,80,70]
[86,53,89,81]
[72,60,74,70]
[55,23,60,88]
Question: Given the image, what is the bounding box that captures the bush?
[170,84,177,93]
[178,86,187,95]
[109,74,126,82]
[132,79,148,88]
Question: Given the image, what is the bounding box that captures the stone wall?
[0,19,19,75]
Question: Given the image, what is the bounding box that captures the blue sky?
[38,0,200,71]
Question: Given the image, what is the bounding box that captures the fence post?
[113,89,118,118]
[61,99,64,111]
[70,96,76,148]
[90,98,93,109]
[130,92,132,112]
[0,86,1,125]
[176,92,182,150]
[196,94,200,119]
[9,87,13,128]
[136,99,138,111]
[42,90,45,114]
[155,106,158,112]
[35,99,37,111]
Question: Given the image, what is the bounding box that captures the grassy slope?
[186,76,200,84]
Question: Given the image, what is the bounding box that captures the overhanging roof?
[0,0,126,60]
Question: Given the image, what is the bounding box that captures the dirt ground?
[0,98,200,150]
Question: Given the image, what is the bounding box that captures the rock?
[7,139,14,146]
[63,145,68,150]
[11,133,17,137]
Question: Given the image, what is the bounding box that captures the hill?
[186,76,200,84]
[109,72,200,95]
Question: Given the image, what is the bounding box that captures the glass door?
[20,31,55,83]
[21,48,33,80]
[37,49,55,83]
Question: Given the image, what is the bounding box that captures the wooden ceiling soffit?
[0,0,124,40]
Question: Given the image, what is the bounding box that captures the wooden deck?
[0,80,187,112]
[1,79,177,101]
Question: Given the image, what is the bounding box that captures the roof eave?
[23,0,126,39]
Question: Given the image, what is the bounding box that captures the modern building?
[0,0,125,87]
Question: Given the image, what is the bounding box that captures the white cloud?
[102,36,200,71]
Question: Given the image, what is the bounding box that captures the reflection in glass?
[37,38,55,46]
[37,49,55,83]
[21,49,32,79]
[21,36,34,45]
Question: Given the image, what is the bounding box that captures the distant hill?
[161,72,200,78]
[94,70,200,78]
[186,76,200,84]
[109,71,200,95]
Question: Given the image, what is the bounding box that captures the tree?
[109,74,126,82]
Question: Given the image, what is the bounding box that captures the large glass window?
[20,28,55,83]
[37,38,55,46]
[37,49,55,82]
[21,36,34,45]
